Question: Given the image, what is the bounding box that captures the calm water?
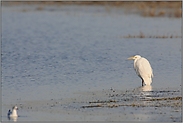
[2,4,181,121]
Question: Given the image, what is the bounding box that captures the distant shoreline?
[2,1,181,8]
[2,1,182,18]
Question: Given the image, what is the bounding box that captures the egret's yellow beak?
[128,57,135,59]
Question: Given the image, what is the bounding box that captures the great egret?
[128,55,153,86]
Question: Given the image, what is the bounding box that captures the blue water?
[1,4,181,121]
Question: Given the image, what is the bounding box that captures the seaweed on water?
[82,96,182,108]
[141,96,182,101]
[89,100,118,103]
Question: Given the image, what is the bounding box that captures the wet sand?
[3,86,181,122]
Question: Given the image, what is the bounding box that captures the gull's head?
[12,106,18,110]
[128,55,141,60]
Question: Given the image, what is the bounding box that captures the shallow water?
[2,4,181,122]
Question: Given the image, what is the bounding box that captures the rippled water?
[2,4,181,121]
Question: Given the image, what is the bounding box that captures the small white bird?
[8,106,18,118]
[128,55,153,86]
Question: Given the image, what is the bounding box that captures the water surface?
[2,4,181,122]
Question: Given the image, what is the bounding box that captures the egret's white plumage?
[8,106,18,118]
[128,55,153,86]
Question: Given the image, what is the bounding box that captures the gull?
[8,106,18,121]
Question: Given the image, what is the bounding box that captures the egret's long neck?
[133,59,138,68]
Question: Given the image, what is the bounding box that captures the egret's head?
[128,55,141,60]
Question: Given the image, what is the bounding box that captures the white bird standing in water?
[128,55,153,86]
[7,106,18,118]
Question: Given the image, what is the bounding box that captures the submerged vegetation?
[82,97,182,108]
[123,32,181,38]
[82,88,182,109]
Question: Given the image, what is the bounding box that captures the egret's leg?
[142,79,144,86]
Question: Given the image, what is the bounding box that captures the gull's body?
[128,55,153,86]
[8,106,18,118]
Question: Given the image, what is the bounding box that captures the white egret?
[128,55,153,86]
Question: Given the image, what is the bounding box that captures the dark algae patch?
[89,100,118,103]
[81,88,182,108]
[141,96,182,101]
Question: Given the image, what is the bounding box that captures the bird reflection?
[8,115,17,122]
[137,85,153,99]
[141,85,152,91]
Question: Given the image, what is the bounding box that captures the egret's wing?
[135,58,153,78]
[151,68,153,78]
